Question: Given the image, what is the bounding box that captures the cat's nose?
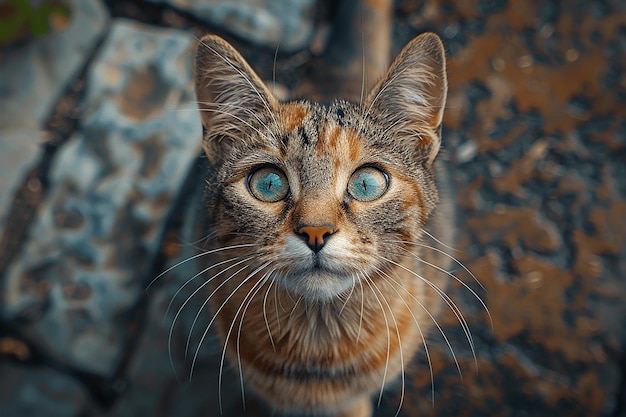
[296,225,335,253]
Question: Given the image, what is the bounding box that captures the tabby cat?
[193,30,452,417]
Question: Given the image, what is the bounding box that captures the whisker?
[380,255,478,372]
[372,265,439,403]
[362,275,390,407]
[185,259,254,362]
[262,276,277,351]
[146,243,258,291]
[176,230,218,252]
[287,295,303,329]
[165,255,246,321]
[166,255,251,379]
[189,261,270,406]
[272,42,280,97]
[368,275,405,416]
[422,230,459,253]
[359,5,366,107]
[379,264,462,381]
[387,239,486,291]
[338,273,357,316]
[274,278,282,332]
[357,272,365,345]
[196,106,277,143]
[390,242,493,329]
[233,269,276,410]
[194,101,279,141]
[215,262,271,413]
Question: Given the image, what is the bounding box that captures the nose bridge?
[294,189,338,227]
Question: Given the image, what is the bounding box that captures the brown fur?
[194,32,452,416]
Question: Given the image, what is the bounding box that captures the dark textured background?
[0,0,624,416]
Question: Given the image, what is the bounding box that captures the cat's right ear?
[195,35,277,163]
[365,33,447,167]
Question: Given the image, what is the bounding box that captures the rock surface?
[1,19,201,377]
[148,0,315,51]
[0,0,108,228]
[0,362,94,417]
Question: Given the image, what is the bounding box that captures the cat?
[192,29,454,417]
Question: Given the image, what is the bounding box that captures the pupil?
[262,173,281,194]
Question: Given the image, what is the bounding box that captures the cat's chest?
[212,262,429,367]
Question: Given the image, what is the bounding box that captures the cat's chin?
[275,269,355,302]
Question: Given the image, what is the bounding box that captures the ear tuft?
[366,33,447,166]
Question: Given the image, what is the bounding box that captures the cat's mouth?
[272,235,364,300]
[275,258,356,301]
[311,254,329,270]
[291,251,353,275]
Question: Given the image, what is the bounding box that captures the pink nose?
[296,225,335,253]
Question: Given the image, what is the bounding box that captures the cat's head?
[194,33,447,302]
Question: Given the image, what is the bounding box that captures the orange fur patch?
[278,102,309,132]
[316,122,364,164]
[345,128,363,162]
[317,123,341,155]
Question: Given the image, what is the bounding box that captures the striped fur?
[194,33,450,416]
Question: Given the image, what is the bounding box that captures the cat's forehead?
[276,100,377,160]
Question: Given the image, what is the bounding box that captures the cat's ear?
[195,35,278,162]
[366,33,447,166]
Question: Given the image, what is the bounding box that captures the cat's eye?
[247,166,289,202]
[347,166,389,202]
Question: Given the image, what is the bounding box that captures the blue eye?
[347,167,389,202]
[248,166,289,202]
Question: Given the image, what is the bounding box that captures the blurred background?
[0,0,625,416]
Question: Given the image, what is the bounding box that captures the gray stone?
[0,129,41,223]
[1,19,202,378]
[0,0,108,227]
[0,363,93,417]
[149,0,315,51]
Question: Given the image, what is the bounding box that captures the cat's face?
[195,34,447,303]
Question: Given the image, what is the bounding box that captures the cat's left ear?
[366,33,447,166]
[195,35,278,163]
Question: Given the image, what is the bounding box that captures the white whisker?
[190,261,270,411]
[146,243,257,291]
[362,275,390,407]
[372,265,438,404]
[166,255,251,380]
[185,259,254,364]
[338,273,357,316]
[368,276,405,416]
[389,239,486,291]
[262,276,277,351]
[380,255,478,372]
[357,272,365,345]
[233,268,276,410]
[422,230,459,253]
[389,241,492,329]
[196,106,277,143]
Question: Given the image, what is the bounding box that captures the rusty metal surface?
[379,1,626,416]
